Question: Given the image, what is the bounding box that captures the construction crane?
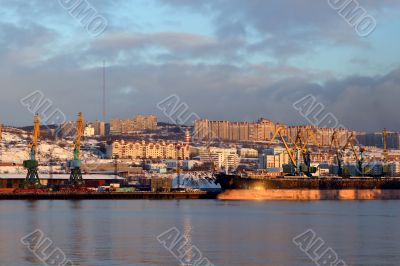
[67,112,84,186]
[23,113,41,186]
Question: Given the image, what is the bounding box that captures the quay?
[0,191,219,200]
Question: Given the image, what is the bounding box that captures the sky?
[0,0,399,131]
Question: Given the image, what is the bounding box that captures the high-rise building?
[194,118,353,145]
[194,118,276,142]
[110,115,157,135]
[92,120,106,136]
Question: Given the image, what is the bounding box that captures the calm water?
[0,200,400,266]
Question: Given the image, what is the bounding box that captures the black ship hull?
[215,173,400,191]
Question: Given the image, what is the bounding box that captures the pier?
[0,191,219,200]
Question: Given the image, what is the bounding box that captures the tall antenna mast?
[102,60,106,122]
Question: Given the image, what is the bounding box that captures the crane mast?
[383,128,388,162]
[68,112,84,186]
[382,128,389,177]
[23,113,41,186]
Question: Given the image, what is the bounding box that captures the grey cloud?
[159,0,399,56]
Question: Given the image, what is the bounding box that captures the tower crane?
[67,112,84,186]
[23,113,41,186]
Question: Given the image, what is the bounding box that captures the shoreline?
[0,191,219,200]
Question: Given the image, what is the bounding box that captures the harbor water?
[0,200,399,266]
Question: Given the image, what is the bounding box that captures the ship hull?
[215,174,400,200]
[215,173,400,191]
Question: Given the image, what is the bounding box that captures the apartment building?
[106,140,189,160]
[110,115,157,135]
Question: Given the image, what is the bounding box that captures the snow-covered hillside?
[0,131,103,165]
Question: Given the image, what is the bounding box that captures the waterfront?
[1,200,400,266]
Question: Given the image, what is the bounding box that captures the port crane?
[269,127,318,177]
[342,132,365,176]
[270,127,302,176]
[23,113,41,186]
[330,131,345,177]
[382,128,390,176]
[67,112,84,186]
[298,128,319,177]
[331,131,366,177]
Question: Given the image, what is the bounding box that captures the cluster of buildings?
[60,120,106,137]
[59,115,158,137]
[194,119,354,146]
[110,115,157,135]
[194,118,276,142]
[106,140,190,160]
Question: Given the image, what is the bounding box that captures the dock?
[0,191,219,200]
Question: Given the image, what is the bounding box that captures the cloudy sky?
[0,0,399,131]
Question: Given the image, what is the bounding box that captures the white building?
[258,147,289,170]
[238,148,258,158]
[198,147,239,171]
[84,124,95,137]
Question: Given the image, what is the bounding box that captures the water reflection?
[23,201,41,265]
[0,200,400,266]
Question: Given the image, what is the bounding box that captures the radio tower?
[102,60,106,122]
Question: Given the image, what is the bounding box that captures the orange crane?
[298,128,319,177]
[383,128,388,162]
[270,127,303,176]
[67,112,84,186]
[23,113,41,186]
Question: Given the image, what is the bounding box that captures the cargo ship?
[215,172,400,200]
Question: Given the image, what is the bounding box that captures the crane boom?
[270,127,297,167]
[383,128,388,162]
